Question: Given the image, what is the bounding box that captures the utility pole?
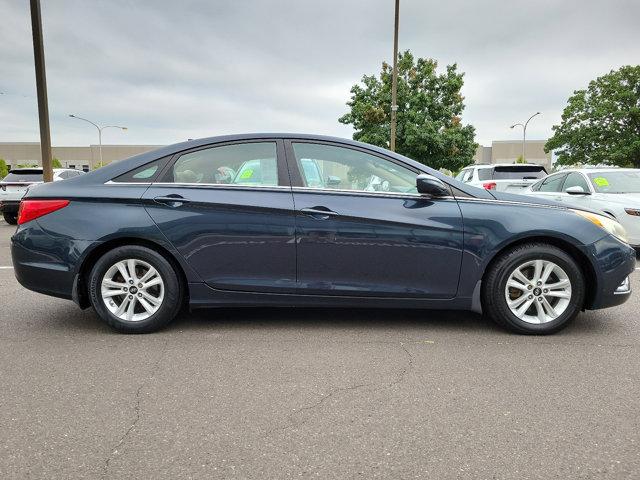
[30,0,53,182]
[510,112,541,163]
[389,0,400,152]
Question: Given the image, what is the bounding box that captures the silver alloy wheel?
[504,259,572,324]
[100,259,165,322]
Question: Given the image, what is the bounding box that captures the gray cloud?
[1,0,638,147]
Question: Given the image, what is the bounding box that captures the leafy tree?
[0,159,7,179]
[52,158,63,168]
[339,50,477,172]
[17,163,37,168]
[545,65,640,168]
[515,155,526,164]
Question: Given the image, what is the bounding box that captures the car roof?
[471,163,546,169]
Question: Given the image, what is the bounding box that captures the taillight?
[18,199,70,225]
[482,182,497,190]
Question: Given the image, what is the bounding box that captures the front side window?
[292,143,417,194]
[538,174,567,192]
[164,142,278,186]
[562,172,590,192]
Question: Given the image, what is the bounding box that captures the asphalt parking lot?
[1,220,639,479]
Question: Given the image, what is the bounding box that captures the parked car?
[523,168,640,248]
[455,163,547,193]
[0,168,84,224]
[11,134,635,334]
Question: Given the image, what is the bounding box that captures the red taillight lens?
[482,182,497,190]
[18,200,70,225]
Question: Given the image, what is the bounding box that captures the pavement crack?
[264,341,415,438]
[263,382,372,438]
[101,339,168,478]
[388,341,414,387]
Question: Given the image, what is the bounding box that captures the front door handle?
[299,206,339,219]
[154,195,191,207]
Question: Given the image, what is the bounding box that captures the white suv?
[455,163,547,193]
[0,168,84,225]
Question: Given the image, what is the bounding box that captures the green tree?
[52,158,63,168]
[339,50,477,172]
[0,159,8,179]
[17,163,37,168]
[545,65,640,168]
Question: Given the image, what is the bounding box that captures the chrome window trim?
[104,180,153,186]
[291,186,455,201]
[151,182,291,191]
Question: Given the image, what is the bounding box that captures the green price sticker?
[239,169,254,179]
[593,177,609,187]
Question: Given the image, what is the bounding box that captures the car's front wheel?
[88,245,183,333]
[482,243,586,334]
[3,212,17,225]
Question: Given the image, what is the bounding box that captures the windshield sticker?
[240,169,254,179]
[593,177,609,187]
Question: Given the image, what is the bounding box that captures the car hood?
[489,190,564,208]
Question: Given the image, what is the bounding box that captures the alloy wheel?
[100,259,165,322]
[504,259,572,324]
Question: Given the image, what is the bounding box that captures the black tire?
[88,245,183,333]
[3,212,17,225]
[482,243,586,335]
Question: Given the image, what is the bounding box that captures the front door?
[143,140,296,293]
[286,141,464,298]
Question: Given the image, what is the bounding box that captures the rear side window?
[477,168,492,181]
[162,142,278,186]
[493,166,547,180]
[113,158,168,183]
[3,170,44,182]
[538,174,567,192]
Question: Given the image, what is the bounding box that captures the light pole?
[389,0,400,152]
[69,114,127,168]
[510,112,541,163]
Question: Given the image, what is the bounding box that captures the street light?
[510,112,541,163]
[69,114,127,168]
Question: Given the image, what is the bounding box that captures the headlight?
[572,209,629,244]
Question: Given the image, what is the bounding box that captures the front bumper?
[584,235,636,310]
[0,200,20,214]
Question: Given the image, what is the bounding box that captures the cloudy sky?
[1,0,638,147]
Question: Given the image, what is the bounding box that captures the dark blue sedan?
[10,134,636,334]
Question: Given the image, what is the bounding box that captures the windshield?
[588,171,640,193]
[492,166,546,180]
[2,171,44,182]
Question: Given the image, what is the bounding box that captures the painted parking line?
[0,266,13,269]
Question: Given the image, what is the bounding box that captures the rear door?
[286,140,464,298]
[528,172,568,202]
[142,139,297,293]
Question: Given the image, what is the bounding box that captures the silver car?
[523,168,640,247]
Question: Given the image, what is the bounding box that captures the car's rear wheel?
[3,212,17,225]
[482,243,586,334]
[88,245,183,333]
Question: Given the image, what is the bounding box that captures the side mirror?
[416,174,450,197]
[565,185,590,195]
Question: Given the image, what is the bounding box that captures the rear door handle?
[154,195,191,207]
[299,206,339,219]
